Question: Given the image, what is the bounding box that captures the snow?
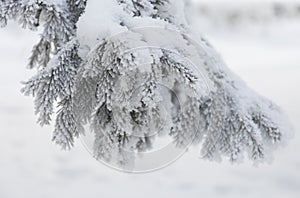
[0,1,300,198]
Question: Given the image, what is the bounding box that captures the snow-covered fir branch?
[0,0,294,167]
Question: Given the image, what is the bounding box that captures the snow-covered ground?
[0,2,300,198]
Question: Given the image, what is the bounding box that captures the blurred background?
[0,0,300,197]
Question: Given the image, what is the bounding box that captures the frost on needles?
[0,0,294,165]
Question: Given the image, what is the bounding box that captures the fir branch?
[53,96,83,149]
[22,39,81,126]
